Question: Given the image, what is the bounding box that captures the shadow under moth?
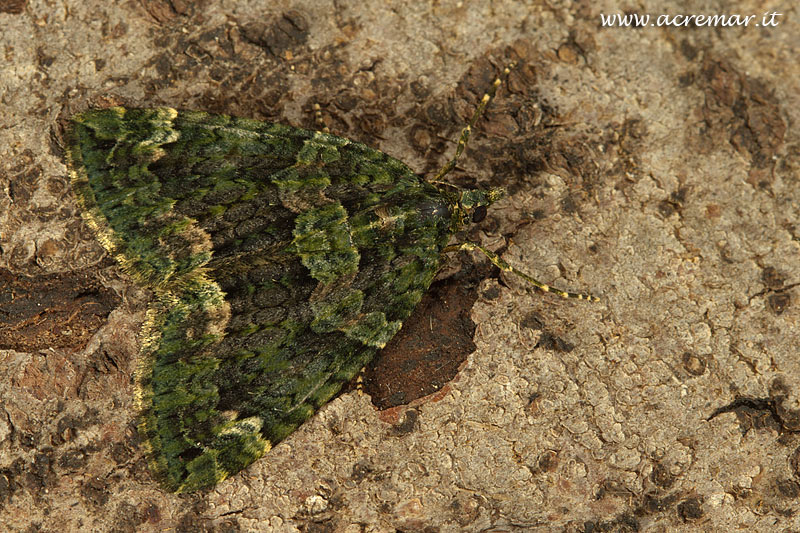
[64,65,596,492]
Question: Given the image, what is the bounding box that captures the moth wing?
[67,107,453,491]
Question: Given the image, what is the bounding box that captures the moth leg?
[444,242,600,301]
[312,103,330,133]
[431,64,515,183]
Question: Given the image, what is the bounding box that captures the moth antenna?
[444,242,600,302]
[431,63,514,183]
[429,179,461,193]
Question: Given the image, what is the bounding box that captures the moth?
[65,66,596,492]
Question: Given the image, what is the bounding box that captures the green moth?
[65,66,595,492]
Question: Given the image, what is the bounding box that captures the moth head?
[455,187,505,228]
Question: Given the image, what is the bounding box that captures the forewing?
[67,107,454,491]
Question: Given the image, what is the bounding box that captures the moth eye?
[471,205,488,223]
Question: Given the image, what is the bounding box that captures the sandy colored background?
[1,0,799,531]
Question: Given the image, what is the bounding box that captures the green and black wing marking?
[66,66,596,493]
[66,107,462,492]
